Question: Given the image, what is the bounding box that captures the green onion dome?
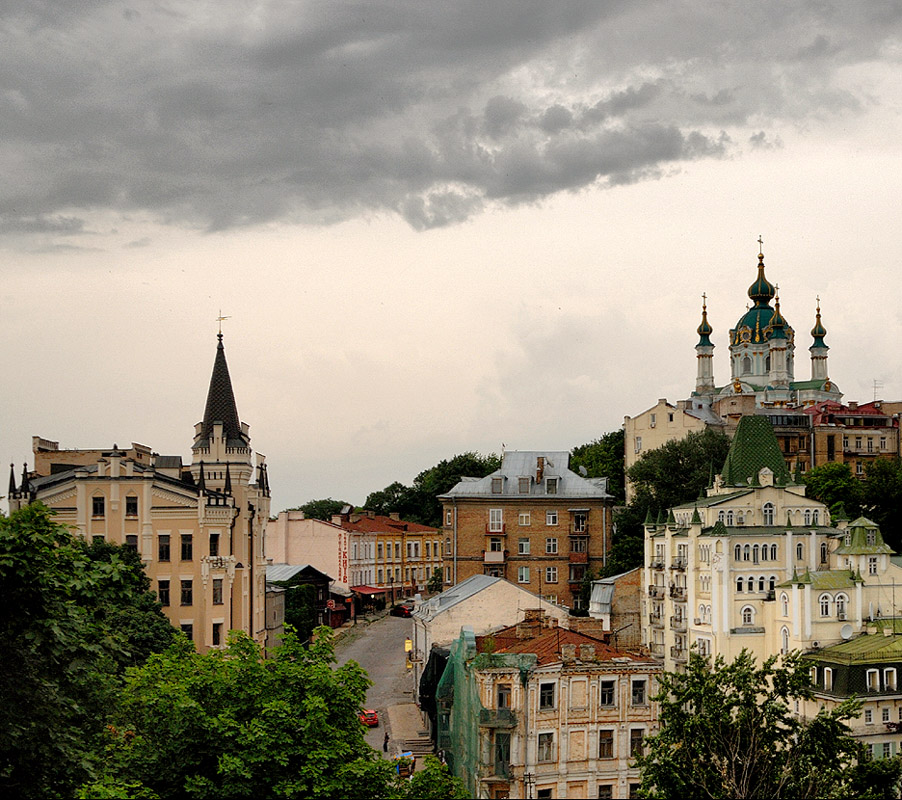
[697,296,713,346]
[811,300,828,348]
[747,252,776,306]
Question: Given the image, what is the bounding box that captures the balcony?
[568,550,588,564]
[650,642,664,656]
[670,647,688,662]
[483,550,508,564]
[650,613,664,628]
[670,557,687,571]
[650,560,665,570]
[648,585,664,598]
[670,616,687,632]
[485,524,506,535]
[570,524,590,535]
[669,586,686,599]
[478,707,517,728]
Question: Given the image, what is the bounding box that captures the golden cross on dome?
[758,235,764,255]
[216,310,231,336]
[702,292,707,309]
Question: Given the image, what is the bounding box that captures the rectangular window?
[425,542,430,558]
[545,567,558,583]
[865,708,873,724]
[537,732,554,762]
[600,680,615,706]
[158,535,171,562]
[635,436,642,453]
[597,787,613,800]
[209,533,219,557]
[212,578,223,605]
[180,579,193,606]
[395,543,401,560]
[91,535,106,546]
[494,731,511,769]
[519,511,531,526]
[518,537,531,555]
[546,477,559,495]
[632,679,647,706]
[886,669,897,691]
[489,509,504,532]
[125,496,138,517]
[881,437,888,450]
[883,707,891,723]
[824,667,833,691]
[546,510,558,526]
[518,566,530,583]
[598,729,614,759]
[518,476,530,494]
[491,477,503,494]
[180,623,193,641]
[569,564,586,582]
[870,557,878,575]
[489,537,503,552]
[630,728,645,758]
[212,622,222,647]
[868,669,880,691]
[181,535,193,561]
[92,496,105,517]
[546,537,558,554]
[497,684,511,709]
[125,534,138,551]
[571,536,587,553]
[158,579,170,607]
[539,682,555,710]
[445,509,452,526]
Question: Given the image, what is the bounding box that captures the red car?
[359,709,379,727]
[390,603,413,617]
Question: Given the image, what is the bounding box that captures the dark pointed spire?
[194,334,248,449]
[198,460,206,492]
[748,238,775,308]
[224,462,232,495]
[20,463,29,498]
[8,463,17,497]
[697,293,713,346]
[811,297,828,349]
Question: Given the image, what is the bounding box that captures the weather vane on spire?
[216,309,231,338]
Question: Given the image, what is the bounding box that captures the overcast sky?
[3,1,902,513]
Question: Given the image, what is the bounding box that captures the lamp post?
[389,574,395,605]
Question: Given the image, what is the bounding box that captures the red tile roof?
[476,625,634,666]
[336,513,438,534]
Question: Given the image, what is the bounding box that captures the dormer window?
[518,477,530,494]
[491,477,503,494]
[844,533,851,546]
[546,477,559,495]
[867,531,877,546]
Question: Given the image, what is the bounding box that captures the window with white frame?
[741,605,755,626]
[546,477,559,495]
[804,509,812,526]
[796,542,804,560]
[763,503,775,525]
[546,510,558,526]
[771,544,778,560]
[489,509,503,532]
[781,627,789,654]
[870,557,879,575]
[445,509,452,526]
[824,667,833,691]
[884,707,891,723]
[518,566,530,584]
[737,577,744,592]
[546,537,558,554]
[537,732,554,762]
[518,511,531,526]
[865,708,873,724]
[885,668,897,691]
[518,476,530,494]
[518,537,530,555]
[867,669,880,692]
[545,566,558,583]
[743,544,751,561]
[819,594,831,617]
[836,594,847,618]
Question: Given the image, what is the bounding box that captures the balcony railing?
[485,524,506,535]
[670,616,687,632]
[478,708,517,728]
[568,551,588,563]
[650,613,664,628]
[483,550,507,564]
[650,642,664,656]
[670,647,688,662]
[669,586,686,599]
[648,585,664,598]
[670,557,687,571]
[570,525,590,535]
[650,560,665,570]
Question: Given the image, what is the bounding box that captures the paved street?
[335,614,415,754]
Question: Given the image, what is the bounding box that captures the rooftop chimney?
[536,456,545,483]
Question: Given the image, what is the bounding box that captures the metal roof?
[266,563,334,583]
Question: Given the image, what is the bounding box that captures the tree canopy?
[637,649,902,800]
[570,430,625,502]
[365,452,500,527]
[85,627,466,799]
[0,504,176,799]
[802,462,864,522]
[282,497,350,520]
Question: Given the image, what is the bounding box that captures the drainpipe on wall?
[453,498,458,586]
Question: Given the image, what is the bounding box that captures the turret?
[810,298,829,382]
[695,294,716,394]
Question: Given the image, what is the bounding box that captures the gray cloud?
[1,1,899,237]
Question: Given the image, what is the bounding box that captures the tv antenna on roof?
[874,379,884,402]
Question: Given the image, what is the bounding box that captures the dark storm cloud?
[1,0,899,235]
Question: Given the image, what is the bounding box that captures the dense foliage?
[0,504,176,798]
[282,497,350,520]
[84,627,466,799]
[365,452,500,527]
[570,430,625,502]
[638,650,902,799]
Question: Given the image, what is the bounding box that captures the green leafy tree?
[637,649,902,799]
[570,430,625,502]
[863,458,902,551]
[88,626,465,799]
[426,567,444,594]
[365,452,500,528]
[282,497,351,521]
[0,504,176,799]
[803,462,864,523]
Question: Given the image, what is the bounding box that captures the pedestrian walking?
[383,731,389,752]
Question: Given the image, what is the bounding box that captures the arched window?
[706,605,712,622]
[836,594,848,618]
[742,356,752,375]
[743,545,751,561]
[844,532,851,546]
[758,576,765,592]
[820,543,828,564]
[727,511,734,526]
[804,509,812,526]
[760,542,767,561]
[699,603,706,622]
[753,544,760,563]
[781,627,790,654]
[769,575,776,591]
[765,354,771,372]
[734,544,741,561]
[737,577,744,592]
[781,592,789,617]
[771,544,778,560]
[763,503,775,525]
[819,594,831,617]
[812,510,819,525]
[737,511,744,525]
[741,606,755,626]
[796,542,804,561]
[719,510,726,523]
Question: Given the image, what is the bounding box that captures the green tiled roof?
[673,490,753,509]
[778,569,862,589]
[807,632,902,665]
[790,379,828,391]
[720,416,792,487]
[834,517,894,556]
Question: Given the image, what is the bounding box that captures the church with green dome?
[692,242,842,408]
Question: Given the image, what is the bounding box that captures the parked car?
[390,602,413,617]
[359,709,379,727]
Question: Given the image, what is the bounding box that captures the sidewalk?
[384,702,434,768]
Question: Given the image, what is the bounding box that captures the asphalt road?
[335,614,414,753]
